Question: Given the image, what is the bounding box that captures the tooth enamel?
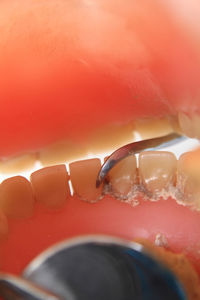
[39,140,87,166]
[177,148,200,183]
[192,113,200,139]
[177,152,200,208]
[0,153,37,174]
[139,151,177,195]
[178,112,196,138]
[89,122,134,154]
[31,165,70,209]
[169,116,182,134]
[69,158,102,202]
[134,118,173,139]
[109,155,137,198]
[0,176,34,218]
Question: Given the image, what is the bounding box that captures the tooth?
[134,118,173,139]
[169,116,182,134]
[177,152,200,208]
[178,112,195,138]
[39,140,86,166]
[0,210,8,240]
[0,176,34,218]
[177,148,200,183]
[69,158,102,202]
[0,153,36,174]
[139,151,177,195]
[109,155,137,198]
[31,165,70,209]
[89,122,134,154]
[192,113,200,139]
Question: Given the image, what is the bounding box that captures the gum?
[0,1,200,293]
[0,0,200,159]
[1,194,200,276]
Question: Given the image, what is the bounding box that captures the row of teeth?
[0,112,199,174]
[0,149,198,230]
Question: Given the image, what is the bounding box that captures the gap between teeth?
[0,135,199,223]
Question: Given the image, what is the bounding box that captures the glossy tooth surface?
[0,176,34,218]
[0,210,8,240]
[134,118,173,139]
[109,155,137,198]
[177,152,200,207]
[139,151,177,195]
[0,153,36,174]
[31,165,70,209]
[39,140,86,166]
[192,113,200,139]
[69,158,102,202]
[178,112,200,139]
[178,148,200,183]
[88,123,134,154]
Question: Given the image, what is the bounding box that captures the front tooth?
[0,176,34,218]
[178,112,195,138]
[38,140,87,166]
[69,158,102,202]
[192,113,200,139]
[88,122,134,154]
[30,165,70,209]
[178,112,200,139]
[108,155,137,198]
[133,118,173,139]
[139,151,177,195]
[0,153,37,174]
[177,152,200,208]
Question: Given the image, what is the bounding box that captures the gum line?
[0,148,199,236]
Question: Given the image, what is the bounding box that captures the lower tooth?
[108,155,137,198]
[139,151,177,197]
[30,165,70,209]
[69,158,102,203]
[177,152,200,208]
[0,176,34,218]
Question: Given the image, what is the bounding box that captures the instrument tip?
[96,179,101,188]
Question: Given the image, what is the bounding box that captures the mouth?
[0,0,200,299]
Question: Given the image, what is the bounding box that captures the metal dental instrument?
[0,273,62,300]
[96,133,187,188]
[0,235,186,300]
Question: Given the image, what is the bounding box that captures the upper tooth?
[139,151,177,195]
[0,153,37,174]
[178,112,200,139]
[39,140,87,166]
[192,114,200,139]
[133,118,173,139]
